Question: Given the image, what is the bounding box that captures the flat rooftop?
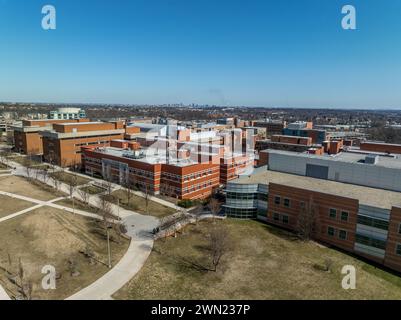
[232,168,401,209]
[61,122,100,126]
[268,149,401,170]
[90,146,209,167]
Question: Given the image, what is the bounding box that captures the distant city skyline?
[1,0,401,109]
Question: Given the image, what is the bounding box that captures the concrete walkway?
[0,284,11,301]
[67,168,181,210]
[0,192,65,223]
[66,214,155,300]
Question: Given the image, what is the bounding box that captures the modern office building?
[283,122,326,144]
[254,120,287,136]
[224,167,401,273]
[12,118,88,155]
[266,149,401,192]
[49,107,86,120]
[81,145,221,200]
[360,141,401,155]
[40,121,125,166]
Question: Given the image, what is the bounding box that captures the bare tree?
[122,178,135,205]
[77,187,90,205]
[139,183,151,214]
[297,196,319,241]
[209,198,221,221]
[103,166,114,196]
[207,224,231,272]
[98,197,114,222]
[22,157,34,180]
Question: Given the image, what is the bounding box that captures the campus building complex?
[49,107,86,120]
[226,168,401,272]
[41,121,126,167]
[224,144,401,273]
[12,118,88,155]
[80,124,255,200]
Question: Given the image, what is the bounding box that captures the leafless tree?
[22,157,34,180]
[139,183,152,214]
[207,224,232,272]
[209,198,221,221]
[297,196,320,241]
[77,187,90,205]
[123,177,135,205]
[103,166,114,196]
[98,197,115,222]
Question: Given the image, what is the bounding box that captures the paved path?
[66,214,155,300]
[5,159,160,300]
[0,192,65,223]
[67,168,180,210]
[0,284,11,301]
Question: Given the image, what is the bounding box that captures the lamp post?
[106,225,112,269]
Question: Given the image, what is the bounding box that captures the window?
[282,215,289,224]
[357,215,389,231]
[274,196,281,205]
[300,201,305,209]
[396,244,401,256]
[355,234,386,250]
[341,211,349,222]
[283,198,291,208]
[273,212,280,221]
[398,224,401,235]
[327,226,335,237]
[339,230,347,240]
[329,208,337,219]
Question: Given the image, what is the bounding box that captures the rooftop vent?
[365,154,379,165]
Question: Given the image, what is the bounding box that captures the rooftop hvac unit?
[365,154,379,165]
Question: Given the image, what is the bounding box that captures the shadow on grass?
[262,224,300,242]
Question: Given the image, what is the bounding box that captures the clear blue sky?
[1,0,401,108]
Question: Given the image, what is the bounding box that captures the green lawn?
[114,219,401,300]
[103,189,176,218]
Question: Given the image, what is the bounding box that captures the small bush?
[178,199,193,208]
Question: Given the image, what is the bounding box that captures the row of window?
[327,226,347,240]
[274,196,291,208]
[355,234,386,250]
[357,215,389,231]
[274,196,350,223]
[329,208,349,222]
[227,192,258,200]
[272,212,289,224]
[225,207,257,219]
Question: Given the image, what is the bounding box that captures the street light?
[106,225,113,269]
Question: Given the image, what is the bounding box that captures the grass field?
[0,195,34,219]
[114,219,401,300]
[50,172,91,186]
[0,162,9,169]
[55,198,100,215]
[0,206,129,300]
[0,175,64,201]
[79,185,105,195]
[104,189,176,218]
